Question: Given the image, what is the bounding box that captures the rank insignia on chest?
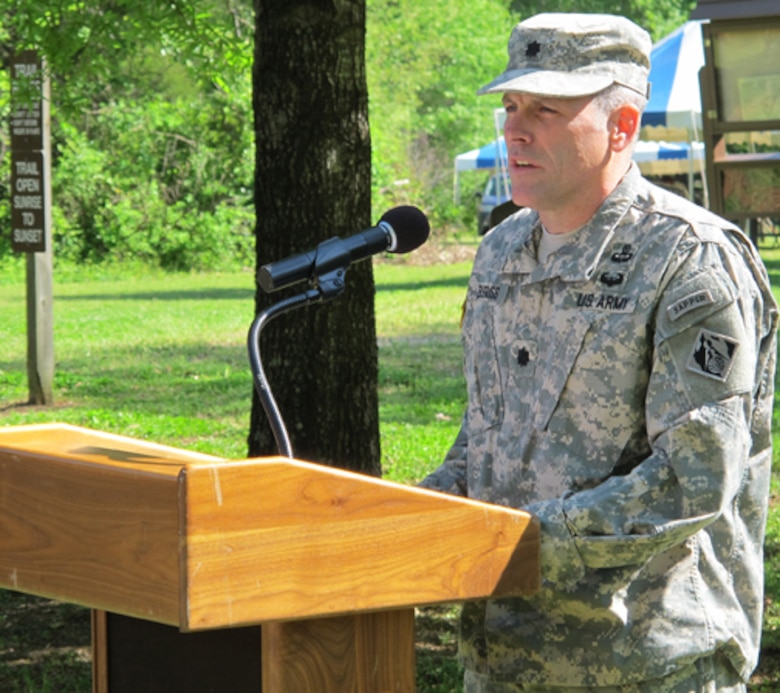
[512,341,537,373]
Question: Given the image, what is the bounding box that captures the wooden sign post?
[10,50,54,405]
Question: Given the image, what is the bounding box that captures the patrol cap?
[478,13,652,99]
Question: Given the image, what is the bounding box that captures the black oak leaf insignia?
[517,346,531,367]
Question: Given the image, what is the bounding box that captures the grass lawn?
[0,256,471,691]
[0,244,779,691]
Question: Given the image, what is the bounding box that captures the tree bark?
[250,0,379,475]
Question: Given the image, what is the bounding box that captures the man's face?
[502,91,615,231]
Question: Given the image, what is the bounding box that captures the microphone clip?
[310,237,351,301]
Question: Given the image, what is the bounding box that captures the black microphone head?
[379,205,430,254]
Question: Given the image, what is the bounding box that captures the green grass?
[375,261,469,485]
[753,246,780,691]
[0,259,471,691]
[0,270,258,459]
[1,250,780,691]
[0,261,469,478]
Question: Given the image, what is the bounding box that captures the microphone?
[258,205,429,293]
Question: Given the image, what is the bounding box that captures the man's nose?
[504,114,531,143]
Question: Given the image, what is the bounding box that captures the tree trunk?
[250,0,379,475]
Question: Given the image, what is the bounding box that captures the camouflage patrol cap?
[478,13,651,99]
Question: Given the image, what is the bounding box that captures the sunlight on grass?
[1,250,779,691]
[374,262,470,483]
[0,271,256,459]
[0,262,470,468]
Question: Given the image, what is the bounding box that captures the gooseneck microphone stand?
[247,266,348,459]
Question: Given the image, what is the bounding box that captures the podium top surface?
[0,423,540,630]
[0,422,223,475]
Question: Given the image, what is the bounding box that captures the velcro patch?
[686,329,738,381]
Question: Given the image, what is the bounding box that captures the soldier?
[421,13,778,692]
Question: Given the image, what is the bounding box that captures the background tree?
[0,0,255,268]
[249,0,380,472]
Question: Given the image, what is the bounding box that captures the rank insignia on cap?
[525,40,541,58]
[686,329,738,381]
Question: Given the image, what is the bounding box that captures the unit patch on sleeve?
[686,328,738,381]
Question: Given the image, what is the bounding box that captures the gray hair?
[593,83,647,150]
[594,83,648,118]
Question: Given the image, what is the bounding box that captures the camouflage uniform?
[421,164,778,688]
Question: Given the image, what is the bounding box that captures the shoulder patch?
[686,328,738,381]
[667,289,715,322]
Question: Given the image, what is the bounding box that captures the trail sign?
[9,48,54,405]
[11,151,46,253]
[11,50,48,253]
[10,51,44,152]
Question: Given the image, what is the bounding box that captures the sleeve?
[525,238,777,588]
[418,413,469,496]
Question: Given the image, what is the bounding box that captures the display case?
[692,1,780,222]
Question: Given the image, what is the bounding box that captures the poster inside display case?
[710,25,780,123]
[721,163,780,217]
[698,14,780,221]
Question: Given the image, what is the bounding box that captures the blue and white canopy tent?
[453,138,506,203]
[640,20,708,205]
[642,20,705,137]
[454,138,507,173]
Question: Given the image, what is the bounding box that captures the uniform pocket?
[532,312,592,431]
[538,312,649,479]
[463,295,504,432]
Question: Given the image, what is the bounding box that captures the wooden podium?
[0,423,540,692]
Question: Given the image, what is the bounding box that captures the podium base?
[92,610,262,693]
[263,609,415,692]
[93,608,414,693]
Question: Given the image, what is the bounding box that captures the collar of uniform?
[502,164,641,282]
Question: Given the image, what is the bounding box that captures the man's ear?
[609,104,641,152]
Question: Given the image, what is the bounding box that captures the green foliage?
[367,0,697,231]
[367,0,514,228]
[1,0,696,268]
[509,0,696,41]
[1,0,254,271]
[0,1,253,109]
[51,83,255,269]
